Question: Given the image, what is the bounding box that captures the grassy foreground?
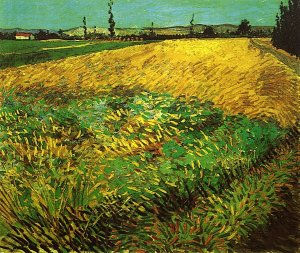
[0,40,151,69]
[0,87,298,252]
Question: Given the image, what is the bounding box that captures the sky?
[0,0,284,30]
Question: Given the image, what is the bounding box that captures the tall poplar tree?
[83,16,87,40]
[108,0,116,38]
[272,0,300,56]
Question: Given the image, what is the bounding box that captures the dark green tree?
[108,0,116,38]
[149,22,156,37]
[190,13,195,36]
[36,30,47,40]
[58,29,63,38]
[236,19,252,36]
[272,0,300,56]
[203,26,215,37]
[83,16,87,40]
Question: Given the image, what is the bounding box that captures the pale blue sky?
[0,0,284,29]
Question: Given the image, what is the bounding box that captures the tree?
[108,0,116,38]
[149,22,156,37]
[272,0,300,56]
[58,29,63,38]
[0,32,15,40]
[203,26,215,37]
[83,16,87,40]
[236,19,252,36]
[36,29,47,40]
[190,13,195,36]
[35,30,59,40]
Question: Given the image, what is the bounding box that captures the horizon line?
[0,23,275,31]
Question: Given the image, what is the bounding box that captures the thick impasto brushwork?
[0,0,299,252]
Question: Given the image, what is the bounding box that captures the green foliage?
[272,0,300,56]
[236,19,252,36]
[116,154,298,252]
[203,26,216,37]
[0,40,86,54]
[0,88,296,252]
[108,0,116,38]
[83,16,87,40]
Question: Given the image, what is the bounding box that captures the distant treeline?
[0,30,61,40]
[0,27,272,42]
[0,32,16,40]
[139,28,272,40]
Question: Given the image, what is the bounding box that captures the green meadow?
[0,40,150,69]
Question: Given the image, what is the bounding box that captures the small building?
[15,33,35,40]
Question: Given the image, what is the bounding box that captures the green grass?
[0,40,152,69]
[0,87,298,252]
[0,40,89,54]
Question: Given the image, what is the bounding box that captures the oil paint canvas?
[0,0,299,252]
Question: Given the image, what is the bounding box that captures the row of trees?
[0,0,270,41]
[2,0,298,54]
[272,0,299,56]
[189,15,252,37]
[80,0,115,39]
[79,2,262,39]
[105,0,299,54]
[70,0,300,53]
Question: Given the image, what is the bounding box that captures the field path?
[251,38,300,75]
[0,38,299,127]
[41,42,93,51]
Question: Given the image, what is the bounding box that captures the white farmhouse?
[15,33,35,40]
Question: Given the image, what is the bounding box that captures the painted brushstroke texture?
[0,87,298,251]
[0,38,299,127]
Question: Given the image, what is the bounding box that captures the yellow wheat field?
[0,38,299,127]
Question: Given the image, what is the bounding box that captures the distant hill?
[0,24,273,37]
[64,24,273,37]
[0,28,58,34]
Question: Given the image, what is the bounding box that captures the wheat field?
[0,38,299,127]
